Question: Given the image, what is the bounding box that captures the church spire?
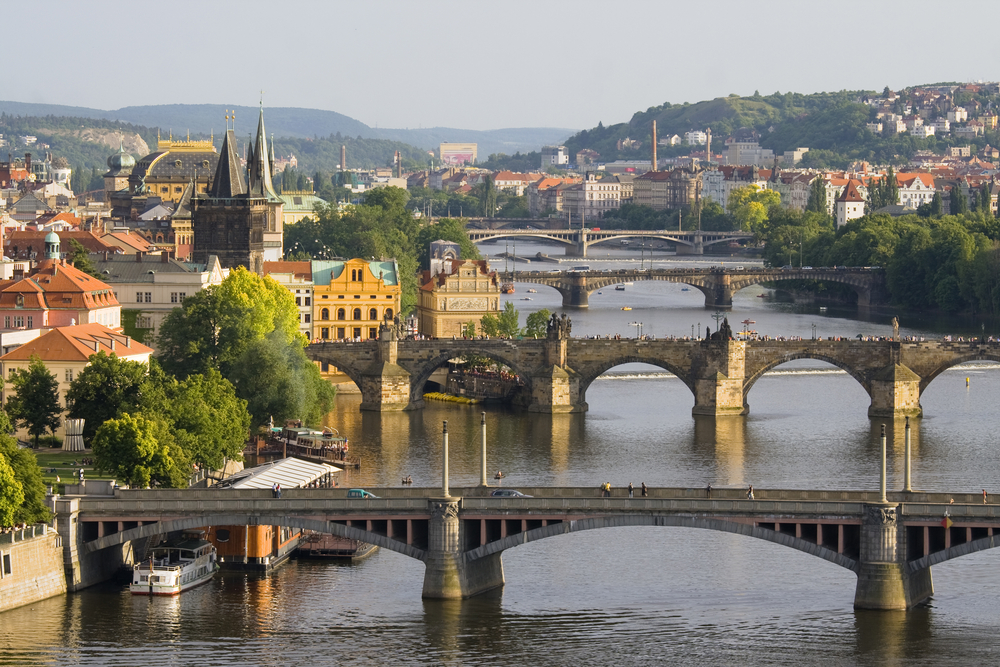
[247,104,278,200]
[208,129,246,198]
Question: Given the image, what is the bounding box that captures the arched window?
[337,308,345,320]
[351,269,357,281]
[369,308,378,320]
[385,308,393,320]
[353,308,362,320]
[321,308,329,320]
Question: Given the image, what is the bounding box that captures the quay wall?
[0,526,67,613]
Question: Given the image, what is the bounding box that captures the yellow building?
[312,258,401,342]
[416,259,500,339]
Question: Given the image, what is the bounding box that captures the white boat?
[526,288,537,293]
[130,539,219,595]
[624,281,634,286]
[615,285,626,291]
[521,297,532,301]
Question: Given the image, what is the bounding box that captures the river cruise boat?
[615,284,626,291]
[130,539,218,595]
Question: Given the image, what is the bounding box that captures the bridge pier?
[422,499,505,598]
[692,341,747,416]
[854,504,933,609]
[867,364,922,418]
[528,338,586,412]
[360,329,417,411]
[563,276,590,308]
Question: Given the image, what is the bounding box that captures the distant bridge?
[466,228,754,256]
[501,266,884,309]
[60,485,1000,608]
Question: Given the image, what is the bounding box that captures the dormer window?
[15,295,23,308]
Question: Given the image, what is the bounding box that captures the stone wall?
[0,526,67,613]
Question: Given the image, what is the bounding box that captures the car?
[347,489,378,499]
[781,265,793,270]
[491,489,532,498]
[735,265,745,270]
[801,266,814,270]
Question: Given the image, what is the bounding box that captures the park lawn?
[34,449,117,494]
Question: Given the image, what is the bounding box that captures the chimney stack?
[25,153,31,172]
[340,145,346,171]
[161,251,169,263]
[705,128,712,165]
[135,251,143,262]
[651,121,658,173]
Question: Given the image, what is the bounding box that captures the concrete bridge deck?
[501,266,884,309]
[467,228,753,257]
[56,485,1000,609]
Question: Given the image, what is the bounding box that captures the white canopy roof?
[220,457,340,489]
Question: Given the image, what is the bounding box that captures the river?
[2,243,999,666]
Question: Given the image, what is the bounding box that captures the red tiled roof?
[264,261,312,281]
[1,324,151,362]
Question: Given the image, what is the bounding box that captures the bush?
[37,435,62,448]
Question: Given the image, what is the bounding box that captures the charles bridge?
[56,484,1000,609]
[305,330,1000,418]
[466,228,754,257]
[500,266,884,309]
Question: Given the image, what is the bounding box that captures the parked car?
[491,489,532,498]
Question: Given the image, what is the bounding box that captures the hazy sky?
[10,1,1000,131]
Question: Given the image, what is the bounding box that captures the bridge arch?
[463,515,860,573]
[917,352,1000,392]
[304,345,366,390]
[407,347,534,404]
[907,534,1000,572]
[743,353,872,399]
[575,357,695,406]
[80,513,427,561]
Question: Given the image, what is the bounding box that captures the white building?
[835,181,866,228]
[726,139,775,167]
[897,173,936,208]
[264,260,315,340]
[910,125,936,138]
[541,146,569,167]
[562,174,620,223]
[932,118,951,134]
[685,131,707,145]
[948,107,968,123]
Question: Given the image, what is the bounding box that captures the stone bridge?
[466,228,753,257]
[501,266,884,309]
[306,334,1000,418]
[58,486,1000,609]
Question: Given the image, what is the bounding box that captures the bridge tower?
[692,339,747,416]
[528,314,583,413]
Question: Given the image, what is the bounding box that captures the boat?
[681,288,690,291]
[597,291,603,295]
[624,282,634,286]
[615,285,626,291]
[521,297,532,301]
[501,283,515,294]
[130,538,218,595]
[297,532,378,560]
[526,289,537,293]
[621,306,632,311]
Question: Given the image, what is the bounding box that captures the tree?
[461,321,476,338]
[950,186,968,215]
[91,413,180,488]
[0,453,23,528]
[478,175,497,217]
[66,351,148,442]
[414,218,482,269]
[524,309,551,338]
[6,356,61,447]
[806,177,827,214]
[931,191,943,217]
[728,184,781,235]
[480,301,521,338]
[0,435,51,525]
[884,166,899,207]
[67,238,98,277]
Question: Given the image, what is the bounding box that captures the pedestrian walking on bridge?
[747,485,754,500]
[628,483,634,498]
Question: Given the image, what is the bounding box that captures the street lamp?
[812,323,817,340]
[711,311,725,332]
[629,321,643,339]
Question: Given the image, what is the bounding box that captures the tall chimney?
[340,145,346,171]
[25,153,31,172]
[651,121,658,173]
[705,128,712,165]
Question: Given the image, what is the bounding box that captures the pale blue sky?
[9,0,1000,131]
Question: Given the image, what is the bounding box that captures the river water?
[2,243,999,666]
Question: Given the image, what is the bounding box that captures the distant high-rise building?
[440,143,477,166]
[541,145,569,168]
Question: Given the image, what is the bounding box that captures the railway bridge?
[305,330,1000,418]
[466,228,753,257]
[502,266,884,309]
[58,485,1000,609]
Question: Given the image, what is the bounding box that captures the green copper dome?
[107,140,136,172]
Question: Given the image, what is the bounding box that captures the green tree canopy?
[728,184,781,236]
[0,453,24,528]
[6,356,61,447]
[0,435,51,525]
[414,218,482,269]
[68,238,99,277]
[66,351,148,442]
[480,301,521,338]
[524,309,551,338]
[91,413,181,488]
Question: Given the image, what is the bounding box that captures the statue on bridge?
[708,318,733,341]
[892,317,899,342]
[379,313,403,340]
[547,312,572,340]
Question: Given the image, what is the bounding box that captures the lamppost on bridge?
[812,323,817,340]
[629,321,643,339]
[711,311,725,332]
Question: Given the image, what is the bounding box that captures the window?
[295,297,301,306]
[337,308,345,321]
[171,292,178,303]
[321,308,330,320]
[2,553,10,576]
[321,362,329,372]
[352,308,361,320]
[13,316,23,328]
[136,292,143,303]
[216,529,230,543]
[321,327,329,339]
[369,308,378,320]
[179,293,186,301]
[3,317,8,328]
[385,308,393,320]
[368,327,377,339]
[353,327,361,339]
[304,314,310,323]
[304,297,310,306]
[337,327,345,339]
[26,316,32,328]
[337,295,345,299]
[15,295,23,307]
[354,295,361,299]
[144,293,152,303]
[65,368,73,382]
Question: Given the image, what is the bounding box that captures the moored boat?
[130,539,218,595]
